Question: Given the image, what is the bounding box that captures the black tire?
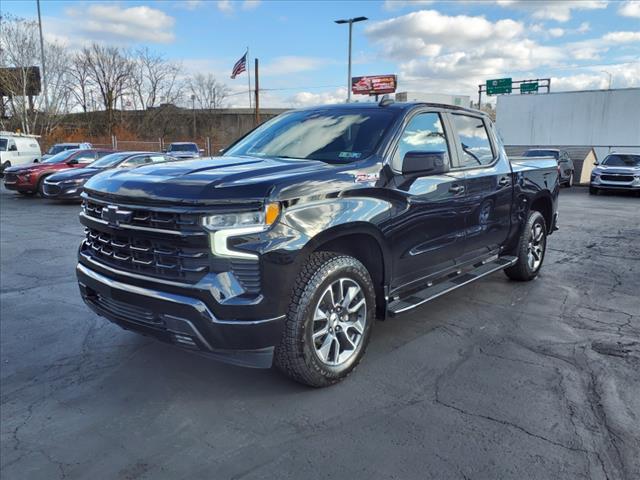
[589,186,598,195]
[504,210,547,282]
[37,176,47,197]
[274,252,376,387]
[18,191,36,196]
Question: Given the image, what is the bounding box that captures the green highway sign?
[520,82,539,93]
[486,78,512,95]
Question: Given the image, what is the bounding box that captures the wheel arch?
[528,192,554,231]
[301,223,390,318]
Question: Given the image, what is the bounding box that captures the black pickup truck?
[77,101,559,387]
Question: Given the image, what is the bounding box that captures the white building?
[496,88,640,183]
[395,91,471,108]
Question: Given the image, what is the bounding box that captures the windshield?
[0,139,7,151]
[42,149,80,163]
[224,109,395,164]
[90,152,133,169]
[169,144,198,152]
[602,154,640,167]
[524,150,559,159]
[47,144,77,155]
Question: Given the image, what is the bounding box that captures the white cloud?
[497,1,608,22]
[62,4,175,44]
[261,56,332,76]
[287,88,348,107]
[551,63,640,91]
[242,0,261,10]
[619,1,640,18]
[382,0,434,11]
[549,28,565,37]
[601,31,640,44]
[217,0,261,13]
[184,0,203,10]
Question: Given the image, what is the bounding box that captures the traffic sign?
[486,78,512,95]
[520,82,539,93]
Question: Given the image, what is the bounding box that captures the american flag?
[230,52,247,79]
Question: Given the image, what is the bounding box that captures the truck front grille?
[83,198,203,233]
[84,227,209,283]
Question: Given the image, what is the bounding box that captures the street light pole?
[335,16,367,103]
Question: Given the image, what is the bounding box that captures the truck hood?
[83,155,349,204]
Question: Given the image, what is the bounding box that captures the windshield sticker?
[339,151,362,159]
[355,172,379,183]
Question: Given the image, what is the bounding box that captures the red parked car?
[3,148,113,196]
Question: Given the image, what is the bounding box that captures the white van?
[1,131,42,174]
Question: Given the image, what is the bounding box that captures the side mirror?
[67,159,78,165]
[402,151,448,176]
[218,148,225,154]
[9,145,17,151]
[199,149,205,154]
[162,149,167,153]
[593,161,598,166]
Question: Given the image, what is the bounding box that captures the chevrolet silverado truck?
[77,101,559,387]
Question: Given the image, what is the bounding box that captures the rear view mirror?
[402,151,448,176]
[9,144,17,151]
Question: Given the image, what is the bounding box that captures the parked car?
[523,148,574,187]
[3,148,112,196]
[165,142,203,159]
[590,153,640,195]
[0,131,41,175]
[42,142,92,160]
[77,101,558,387]
[43,151,175,201]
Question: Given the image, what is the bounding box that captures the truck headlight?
[201,202,280,230]
[201,203,280,259]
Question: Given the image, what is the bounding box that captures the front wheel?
[274,252,375,387]
[504,210,547,282]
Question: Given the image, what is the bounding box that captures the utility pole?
[36,0,48,114]
[334,16,367,103]
[601,70,613,89]
[254,58,260,125]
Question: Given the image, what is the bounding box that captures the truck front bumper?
[77,263,286,368]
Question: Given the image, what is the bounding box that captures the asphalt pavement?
[1,186,639,480]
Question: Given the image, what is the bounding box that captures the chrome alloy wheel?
[527,222,545,271]
[312,278,367,366]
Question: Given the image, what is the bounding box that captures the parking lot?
[0,187,638,479]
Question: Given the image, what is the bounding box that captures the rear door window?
[451,114,495,167]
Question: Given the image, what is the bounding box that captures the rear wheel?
[504,210,547,282]
[274,252,375,387]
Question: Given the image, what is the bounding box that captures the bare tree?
[80,43,132,133]
[68,53,94,113]
[0,14,71,134]
[130,47,182,110]
[186,73,229,110]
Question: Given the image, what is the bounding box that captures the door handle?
[498,177,510,187]
[449,184,465,194]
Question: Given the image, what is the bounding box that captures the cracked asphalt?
[1,186,639,480]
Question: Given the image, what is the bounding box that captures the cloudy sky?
[4,0,640,107]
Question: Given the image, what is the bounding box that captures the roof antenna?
[379,94,394,107]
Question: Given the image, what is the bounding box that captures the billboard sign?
[351,75,397,96]
[486,77,512,95]
[0,67,41,97]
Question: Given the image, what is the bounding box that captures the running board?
[388,256,517,316]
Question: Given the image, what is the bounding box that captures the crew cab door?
[386,110,467,290]
[447,113,512,259]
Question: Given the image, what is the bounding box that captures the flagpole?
[246,47,252,109]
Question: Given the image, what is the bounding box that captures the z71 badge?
[354,172,380,183]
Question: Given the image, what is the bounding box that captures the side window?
[149,155,167,163]
[451,114,495,167]
[392,112,449,170]
[121,156,145,167]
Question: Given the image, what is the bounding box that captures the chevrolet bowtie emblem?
[101,205,132,227]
